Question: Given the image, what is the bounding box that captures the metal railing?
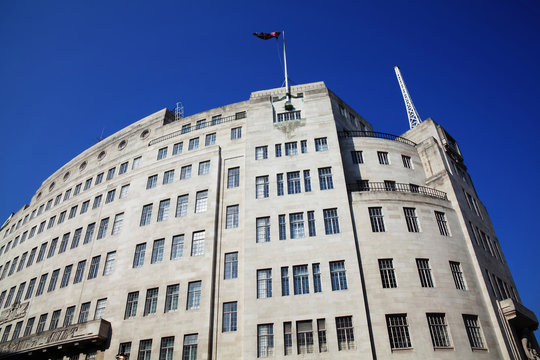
[348,181,447,200]
[338,130,416,146]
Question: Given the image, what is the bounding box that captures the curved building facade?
[0,82,537,360]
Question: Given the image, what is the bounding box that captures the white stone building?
[0,82,537,360]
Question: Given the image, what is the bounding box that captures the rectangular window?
[37,242,47,262]
[69,228,81,249]
[140,204,152,226]
[281,267,289,296]
[120,184,130,198]
[191,231,205,256]
[144,288,159,315]
[182,334,198,359]
[257,324,274,357]
[300,139,308,153]
[336,316,355,350]
[133,243,146,268]
[351,151,363,164]
[293,265,309,295]
[54,194,62,205]
[289,213,305,239]
[112,213,124,234]
[313,263,322,293]
[256,217,270,243]
[96,218,109,239]
[47,216,56,229]
[47,238,58,258]
[78,302,90,323]
[318,319,328,352]
[92,195,102,209]
[463,314,485,349]
[63,306,75,326]
[80,200,89,214]
[427,313,451,348]
[157,199,170,222]
[95,173,104,185]
[284,322,293,355]
[147,174,158,189]
[450,261,466,290]
[222,302,237,332]
[103,251,116,275]
[198,160,210,175]
[163,169,175,184]
[17,253,27,272]
[157,147,168,160]
[297,320,314,354]
[195,190,208,213]
[307,211,316,237]
[276,173,284,196]
[60,265,72,288]
[416,258,434,287]
[151,239,165,263]
[402,155,412,168]
[188,137,199,150]
[138,339,152,360]
[211,114,222,125]
[435,211,450,236]
[73,260,86,284]
[287,171,301,194]
[165,284,180,312]
[369,207,385,232]
[187,281,202,309]
[182,124,191,134]
[378,151,389,165]
[330,261,348,290]
[386,314,411,349]
[257,269,272,299]
[323,208,340,234]
[226,205,239,229]
[160,336,175,360]
[256,176,269,199]
[279,214,286,240]
[176,194,189,217]
[303,170,311,192]
[94,298,107,320]
[124,292,139,319]
[25,279,36,300]
[180,165,192,179]
[36,314,47,334]
[318,167,334,190]
[315,137,328,151]
[205,133,216,146]
[83,178,92,191]
[227,167,240,188]
[74,184,82,196]
[276,110,301,122]
[106,168,115,180]
[275,144,282,157]
[404,207,420,232]
[231,127,242,139]
[255,146,268,160]
[224,252,238,279]
[119,162,128,174]
[172,142,183,155]
[132,156,142,169]
[285,141,297,156]
[83,224,94,244]
[87,255,101,279]
[171,235,184,260]
[68,206,78,219]
[379,259,397,288]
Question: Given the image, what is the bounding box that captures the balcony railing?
[348,182,448,200]
[338,130,416,146]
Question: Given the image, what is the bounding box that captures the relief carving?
[0,302,28,325]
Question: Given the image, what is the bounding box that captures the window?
[138,339,152,360]
[256,146,268,160]
[336,316,355,350]
[402,155,412,168]
[323,208,340,234]
[289,213,305,239]
[256,176,269,198]
[257,324,274,357]
[118,342,132,359]
[318,167,333,190]
[187,281,202,309]
[60,265,72,288]
[386,314,411,349]
[102,251,116,276]
[257,269,272,298]
[284,322,293,355]
[195,190,208,213]
[160,336,175,360]
[157,147,168,160]
[293,265,309,295]
[68,206,78,219]
[37,242,47,262]
[226,205,239,229]
[47,238,58,258]
[285,142,297,156]
[404,207,420,232]
[88,256,101,279]
[211,114,222,125]
[124,292,139,319]
[73,260,86,284]
[287,171,301,194]
[378,151,389,164]
[106,167,115,180]
[78,302,90,323]
[132,156,142,169]
[205,133,216,146]
[74,183,82,196]
[303,170,311,192]
[163,170,175,184]
[231,127,242,139]
[172,142,183,155]
[224,252,238,279]
[165,284,180,312]
[300,139,308,153]
[227,167,240,188]
[36,314,47,334]
[182,124,191,134]
[296,320,314,354]
[27,249,37,269]
[50,310,61,330]
[463,315,485,349]
[54,194,62,205]
[313,263,322,293]
[330,261,348,290]
[351,151,363,164]
[119,162,128,174]
[112,213,124,234]
[427,313,451,348]
[144,288,159,315]
[191,231,205,256]
[180,165,192,179]
[95,173,104,185]
[147,175,158,189]
[17,253,27,272]
[279,215,286,240]
[416,258,434,287]
[24,317,35,336]
[140,204,153,226]
[151,239,165,263]
[188,137,199,150]
[276,110,301,122]
[222,302,237,332]
[379,259,397,288]
[253,217,271,243]
[176,194,189,217]
[47,216,56,229]
[94,298,107,320]
[63,306,75,326]
[369,207,385,232]
[275,144,282,157]
[171,235,184,260]
[96,218,109,239]
[133,243,146,268]
[276,173,284,196]
[198,160,210,175]
[120,184,130,198]
[450,261,466,290]
[157,199,170,222]
[307,211,316,236]
[92,195,102,209]
[83,224,94,244]
[182,334,198,360]
[435,211,450,236]
[281,267,289,296]
[4,287,15,307]
[80,200,89,214]
[315,137,328,151]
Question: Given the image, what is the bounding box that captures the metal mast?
[394,66,422,129]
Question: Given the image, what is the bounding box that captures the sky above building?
[1,0,539,328]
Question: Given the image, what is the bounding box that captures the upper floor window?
[256,146,268,160]
[196,119,206,129]
[330,261,347,290]
[211,114,222,125]
[318,167,334,190]
[435,211,450,236]
[257,269,272,298]
[323,208,340,234]
[315,137,328,152]
[157,147,168,160]
[180,165,192,179]
[386,314,411,349]
[285,142,297,156]
[147,175,158,189]
[276,110,301,122]
[351,151,363,164]
[377,151,389,165]
[379,259,397,288]
[140,204,153,226]
[301,140,308,153]
[463,315,486,349]
[231,127,242,140]
[132,156,142,169]
[195,191,208,213]
[205,133,216,146]
[198,161,210,175]
[256,176,269,198]
[403,207,420,232]
[226,205,239,229]
[163,170,175,184]
[95,173,104,185]
[84,178,92,190]
[181,124,191,134]
[106,168,116,180]
[188,138,199,150]
[275,144,282,157]
[369,207,385,232]
[227,167,240,188]
[224,252,238,279]
[416,258,434,287]
[402,155,412,169]
[119,162,128,174]
[172,142,183,155]
[133,243,146,268]
[287,172,301,194]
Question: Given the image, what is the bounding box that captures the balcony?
[338,130,416,146]
[348,181,448,200]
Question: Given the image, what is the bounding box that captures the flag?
[253,32,281,40]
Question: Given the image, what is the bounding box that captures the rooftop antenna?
[175,102,184,122]
[394,66,422,129]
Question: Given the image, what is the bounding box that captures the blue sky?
[1,0,539,329]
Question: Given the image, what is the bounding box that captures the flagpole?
[282,30,289,98]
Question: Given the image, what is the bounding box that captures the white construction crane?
[394,66,422,129]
